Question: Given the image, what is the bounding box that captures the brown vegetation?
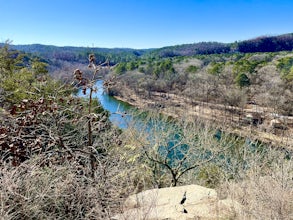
[1,43,292,219]
[109,52,293,149]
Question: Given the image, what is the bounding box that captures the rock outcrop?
[112,184,241,220]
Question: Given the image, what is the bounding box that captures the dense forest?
[149,33,293,57]
[3,43,149,65]
[3,33,293,61]
[0,33,293,219]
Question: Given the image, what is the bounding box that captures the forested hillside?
[4,43,149,64]
[110,51,293,146]
[0,43,151,79]
[147,33,293,58]
[3,33,293,69]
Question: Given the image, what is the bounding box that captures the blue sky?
[0,0,292,49]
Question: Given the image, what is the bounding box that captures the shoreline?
[112,86,293,149]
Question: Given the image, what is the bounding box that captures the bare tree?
[122,112,238,187]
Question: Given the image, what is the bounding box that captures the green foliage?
[232,58,263,74]
[235,73,250,88]
[114,62,127,74]
[0,43,25,76]
[0,44,70,106]
[287,66,293,80]
[185,65,198,73]
[138,66,145,73]
[126,61,138,71]
[152,59,175,79]
[277,56,293,70]
[277,56,293,80]
[31,58,48,75]
[207,62,224,75]
[1,68,35,103]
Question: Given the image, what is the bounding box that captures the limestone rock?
[112,184,241,220]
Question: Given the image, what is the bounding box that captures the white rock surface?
[112,184,241,220]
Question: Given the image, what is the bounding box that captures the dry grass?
[219,156,293,219]
[0,154,136,220]
[120,112,293,219]
[1,144,292,220]
[1,110,292,219]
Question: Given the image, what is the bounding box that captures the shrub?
[185,65,198,73]
[235,72,250,88]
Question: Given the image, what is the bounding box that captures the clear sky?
[0,0,292,49]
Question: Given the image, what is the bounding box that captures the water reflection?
[78,80,132,129]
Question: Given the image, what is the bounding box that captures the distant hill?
[2,33,293,62]
[1,44,152,64]
[148,42,231,58]
[148,33,293,58]
[237,33,293,53]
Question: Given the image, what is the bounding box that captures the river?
[77,80,292,171]
[78,80,132,129]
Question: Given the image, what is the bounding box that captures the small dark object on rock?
[180,191,187,205]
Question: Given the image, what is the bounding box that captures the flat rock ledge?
[112,184,241,220]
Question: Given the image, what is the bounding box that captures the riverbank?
[113,83,293,149]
